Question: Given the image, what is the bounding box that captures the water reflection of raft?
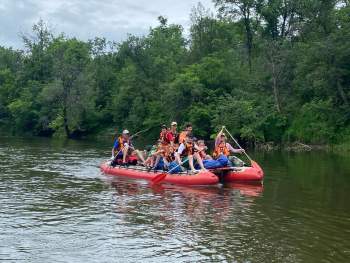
[100,162,219,186]
[211,162,264,182]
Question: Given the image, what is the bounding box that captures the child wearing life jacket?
[144,143,163,168]
[152,125,171,170]
[213,130,245,159]
[178,123,193,144]
[175,134,206,173]
[165,121,179,147]
[159,125,168,145]
[163,145,176,168]
[197,140,212,160]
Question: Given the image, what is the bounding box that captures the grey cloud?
[0,0,214,49]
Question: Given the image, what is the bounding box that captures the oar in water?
[223,126,261,170]
[151,158,189,185]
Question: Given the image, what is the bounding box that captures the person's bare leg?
[122,146,129,163]
[194,152,207,171]
[153,155,161,169]
[175,153,182,165]
[135,150,146,164]
[145,157,151,167]
[163,159,169,168]
[188,155,196,173]
[205,155,212,160]
[150,156,155,167]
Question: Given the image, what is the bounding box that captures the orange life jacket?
[159,131,168,145]
[178,131,187,144]
[165,148,175,162]
[182,142,194,156]
[213,142,230,158]
[118,136,130,151]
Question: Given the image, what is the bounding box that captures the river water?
[0,137,349,262]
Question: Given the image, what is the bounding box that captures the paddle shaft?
[151,158,189,184]
[130,124,159,139]
[130,129,147,139]
[223,127,252,161]
[168,157,189,174]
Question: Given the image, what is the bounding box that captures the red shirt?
[165,131,175,143]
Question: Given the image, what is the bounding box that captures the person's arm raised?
[215,126,225,146]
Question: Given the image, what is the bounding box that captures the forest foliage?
[0,0,349,145]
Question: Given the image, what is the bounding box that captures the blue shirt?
[113,139,119,149]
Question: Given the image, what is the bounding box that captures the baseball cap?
[171,121,177,126]
[122,129,130,135]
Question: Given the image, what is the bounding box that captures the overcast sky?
[0,0,215,49]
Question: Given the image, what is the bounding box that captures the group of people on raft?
[110,122,245,174]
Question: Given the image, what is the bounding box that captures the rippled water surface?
[1,137,350,262]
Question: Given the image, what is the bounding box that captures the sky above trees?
[0,0,214,48]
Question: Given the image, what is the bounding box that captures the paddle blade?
[151,173,167,184]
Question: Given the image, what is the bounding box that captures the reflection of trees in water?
[110,179,263,224]
[109,178,266,261]
[112,178,263,260]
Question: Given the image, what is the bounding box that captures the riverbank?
[90,128,350,153]
[256,141,350,153]
[2,131,350,154]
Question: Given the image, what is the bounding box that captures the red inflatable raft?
[100,162,219,186]
[211,161,264,182]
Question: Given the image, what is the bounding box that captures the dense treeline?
[0,1,349,146]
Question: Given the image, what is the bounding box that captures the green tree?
[41,37,94,138]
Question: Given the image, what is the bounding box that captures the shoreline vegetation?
[1,1,350,150]
[1,131,349,153]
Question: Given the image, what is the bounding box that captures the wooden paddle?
[223,126,261,169]
[151,158,189,185]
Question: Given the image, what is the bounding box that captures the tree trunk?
[63,104,71,138]
[272,61,282,113]
[281,10,287,38]
[337,79,349,108]
[244,15,253,72]
[62,84,71,138]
